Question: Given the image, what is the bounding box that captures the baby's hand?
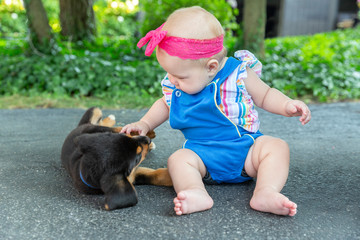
[285,100,311,125]
[120,120,150,136]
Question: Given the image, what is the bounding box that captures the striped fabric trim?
[161,50,262,133]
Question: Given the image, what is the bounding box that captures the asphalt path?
[0,102,359,239]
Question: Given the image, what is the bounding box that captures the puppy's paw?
[149,142,156,150]
[100,115,116,127]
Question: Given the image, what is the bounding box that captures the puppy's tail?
[78,107,103,126]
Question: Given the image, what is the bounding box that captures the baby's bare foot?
[250,187,297,216]
[173,188,213,215]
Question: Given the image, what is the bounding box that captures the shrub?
[0,37,165,99]
[1,27,360,103]
[262,27,360,102]
[0,0,359,104]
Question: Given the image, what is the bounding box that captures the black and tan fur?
[61,107,172,210]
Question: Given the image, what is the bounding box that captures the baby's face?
[156,48,211,94]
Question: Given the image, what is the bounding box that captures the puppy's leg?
[112,127,123,133]
[133,167,173,187]
[78,107,103,126]
[99,115,116,127]
[100,174,138,210]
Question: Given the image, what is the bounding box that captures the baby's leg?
[244,136,297,216]
[168,149,213,215]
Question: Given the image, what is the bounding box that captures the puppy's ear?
[74,134,94,153]
[74,135,87,152]
[126,136,151,175]
[126,150,142,176]
[100,174,138,210]
[146,130,156,139]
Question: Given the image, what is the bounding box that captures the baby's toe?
[289,208,297,216]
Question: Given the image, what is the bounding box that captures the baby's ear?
[206,59,220,77]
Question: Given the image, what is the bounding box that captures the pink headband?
[137,24,224,60]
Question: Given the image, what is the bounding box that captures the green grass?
[0,93,157,109]
[4,92,357,110]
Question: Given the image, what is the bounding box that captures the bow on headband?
[137,24,167,57]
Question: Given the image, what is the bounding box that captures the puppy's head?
[75,132,152,210]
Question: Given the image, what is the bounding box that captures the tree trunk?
[243,0,266,59]
[60,0,96,41]
[23,0,52,47]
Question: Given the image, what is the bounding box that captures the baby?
[122,6,311,216]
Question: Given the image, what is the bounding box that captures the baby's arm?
[244,67,311,125]
[121,97,170,135]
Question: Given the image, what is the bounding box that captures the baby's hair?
[162,6,227,65]
[163,6,224,39]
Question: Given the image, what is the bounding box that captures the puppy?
[61,107,172,210]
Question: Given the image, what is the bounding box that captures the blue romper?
[169,57,263,184]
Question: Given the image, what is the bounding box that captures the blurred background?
[0,0,359,109]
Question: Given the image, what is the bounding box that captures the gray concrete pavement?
[0,102,359,239]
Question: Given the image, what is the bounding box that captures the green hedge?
[0,37,165,98]
[0,27,359,103]
[262,27,360,102]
